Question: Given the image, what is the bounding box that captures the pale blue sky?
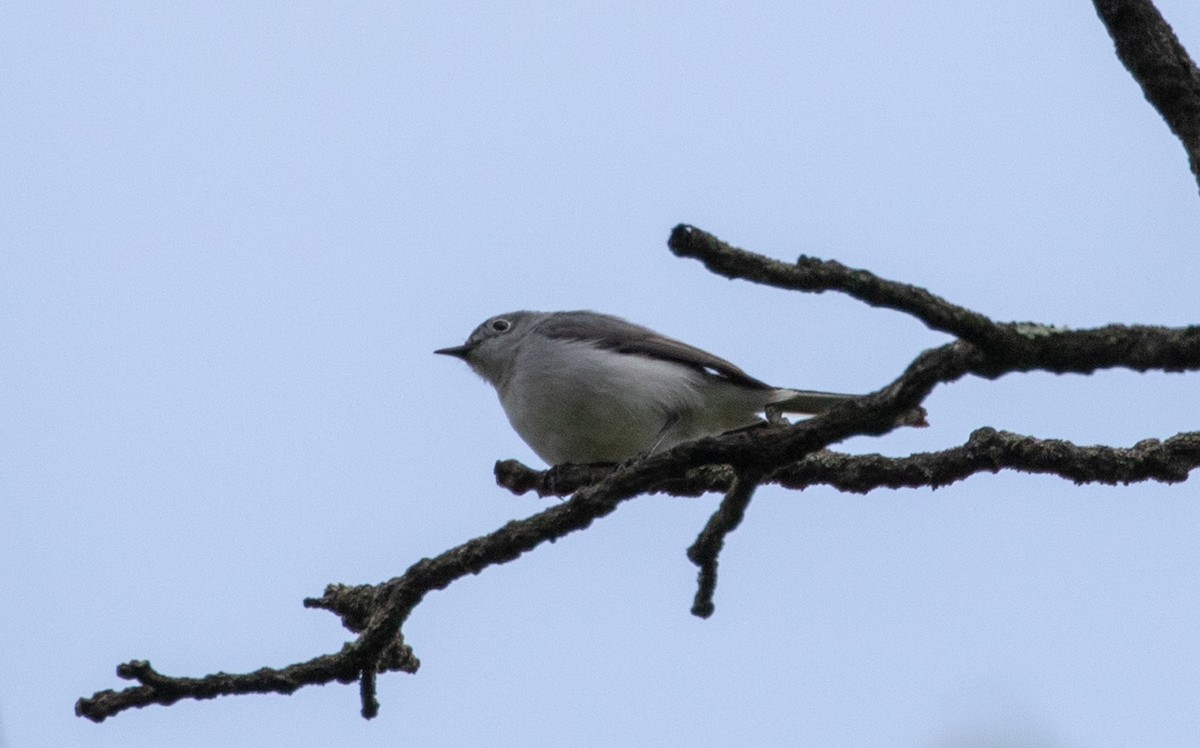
[3,2,1199,746]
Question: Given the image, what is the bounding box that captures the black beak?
[434,344,473,360]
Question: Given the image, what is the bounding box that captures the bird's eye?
[490,318,511,333]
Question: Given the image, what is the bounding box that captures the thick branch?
[1093,0,1200,191]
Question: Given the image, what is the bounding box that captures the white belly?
[497,338,767,464]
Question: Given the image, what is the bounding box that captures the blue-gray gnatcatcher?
[436,310,926,465]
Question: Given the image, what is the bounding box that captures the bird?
[436,310,925,465]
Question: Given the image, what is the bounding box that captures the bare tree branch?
[687,472,760,618]
[77,0,1200,726]
[667,224,1200,376]
[77,311,1200,722]
[497,429,1200,499]
[76,648,416,723]
[1093,0,1200,192]
[667,224,1014,351]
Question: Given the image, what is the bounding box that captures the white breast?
[497,337,768,464]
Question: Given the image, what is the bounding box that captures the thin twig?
[667,224,1017,351]
[687,473,760,618]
